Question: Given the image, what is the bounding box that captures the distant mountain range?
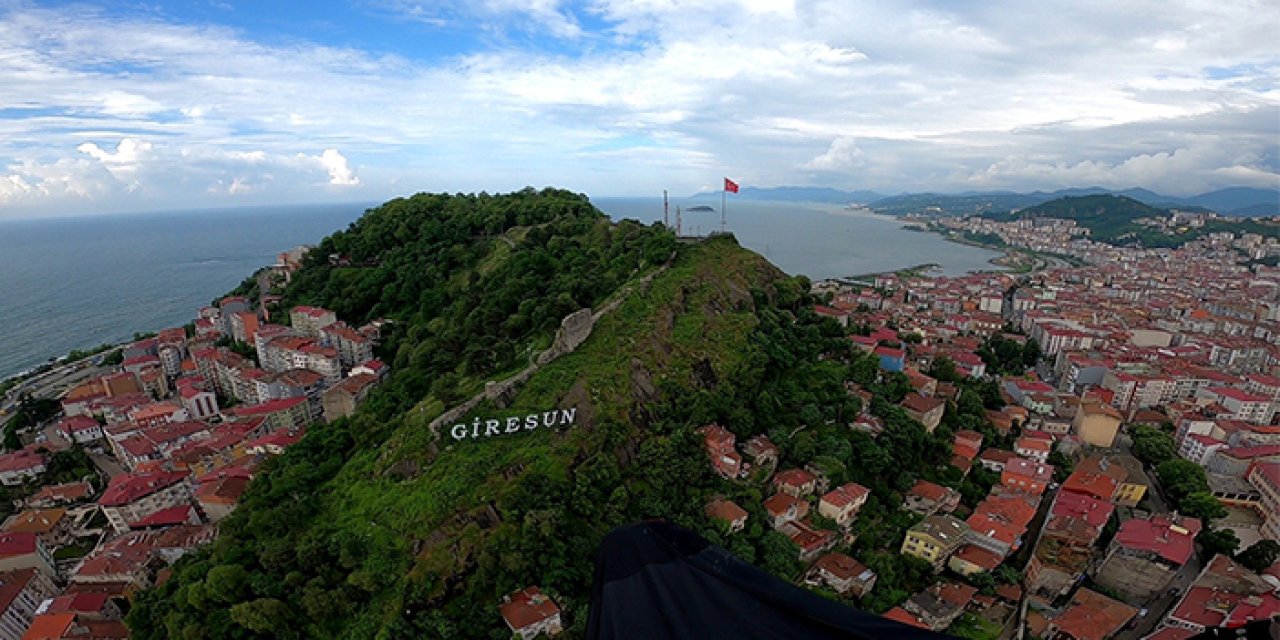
[694,185,1280,217]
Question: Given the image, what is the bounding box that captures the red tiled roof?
[821,482,869,508]
[773,468,816,490]
[1114,515,1201,565]
[883,607,929,630]
[499,587,560,631]
[98,471,189,506]
[43,592,110,615]
[813,552,870,581]
[1051,588,1138,640]
[22,612,76,640]
[705,499,748,523]
[0,532,38,559]
[763,493,807,518]
[952,544,1002,571]
[130,505,197,529]
[228,396,307,416]
[0,568,38,613]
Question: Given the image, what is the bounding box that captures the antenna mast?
[676,205,683,237]
[663,190,669,228]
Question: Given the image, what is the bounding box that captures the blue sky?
[0,0,1277,217]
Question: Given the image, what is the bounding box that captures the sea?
[0,197,1002,380]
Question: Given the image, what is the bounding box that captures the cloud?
[0,0,1276,215]
[804,137,867,172]
[316,149,359,186]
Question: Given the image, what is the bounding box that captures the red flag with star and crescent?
[723,178,739,193]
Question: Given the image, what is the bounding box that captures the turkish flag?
[723,178,739,193]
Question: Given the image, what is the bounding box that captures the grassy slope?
[301,236,782,636]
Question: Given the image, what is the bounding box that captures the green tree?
[230,598,295,635]
[1156,458,1209,502]
[1236,540,1280,572]
[1179,492,1227,523]
[1131,425,1177,466]
[1198,528,1240,560]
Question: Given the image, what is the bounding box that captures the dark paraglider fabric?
[586,520,950,640]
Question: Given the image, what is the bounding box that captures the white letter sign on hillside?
[450,408,578,441]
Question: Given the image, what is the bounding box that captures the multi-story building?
[1092,514,1201,601]
[1000,458,1053,496]
[98,472,195,534]
[0,535,55,580]
[289,306,338,337]
[901,515,968,570]
[806,552,877,598]
[1072,399,1123,448]
[1247,461,1280,542]
[320,322,374,369]
[0,568,58,640]
[818,482,870,528]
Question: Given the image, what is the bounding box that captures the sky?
[0,0,1277,217]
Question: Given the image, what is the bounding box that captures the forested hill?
[1010,194,1166,223]
[126,189,970,638]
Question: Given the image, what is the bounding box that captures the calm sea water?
[0,197,1001,379]
[0,204,372,379]
[593,197,1003,280]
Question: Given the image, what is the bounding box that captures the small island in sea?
[686,205,715,212]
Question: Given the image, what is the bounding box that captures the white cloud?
[804,137,866,172]
[0,0,1276,214]
[316,149,359,186]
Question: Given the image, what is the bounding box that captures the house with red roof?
[805,552,877,598]
[772,468,817,498]
[24,483,91,510]
[499,587,562,640]
[197,472,252,523]
[1044,587,1137,640]
[965,491,1038,558]
[818,483,869,528]
[52,417,102,446]
[704,499,748,534]
[902,479,960,517]
[225,396,313,432]
[0,534,55,580]
[977,448,1016,474]
[1014,436,1052,463]
[1000,457,1053,496]
[901,393,946,433]
[883,606,930,630]
[1092,514,1201,601]
[696,424,742,479]
[40,591,122,620]
[763,493,809,530]
[0,451,46,488]
[778,519,836,562]
[21,611,129,640]
[0,568,58,639]
[947,544,1003,577]
[243,427,305,456]
[97,472,194,534]
[70,531,159,592]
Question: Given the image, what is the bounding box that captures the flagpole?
[721,187,726,234]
